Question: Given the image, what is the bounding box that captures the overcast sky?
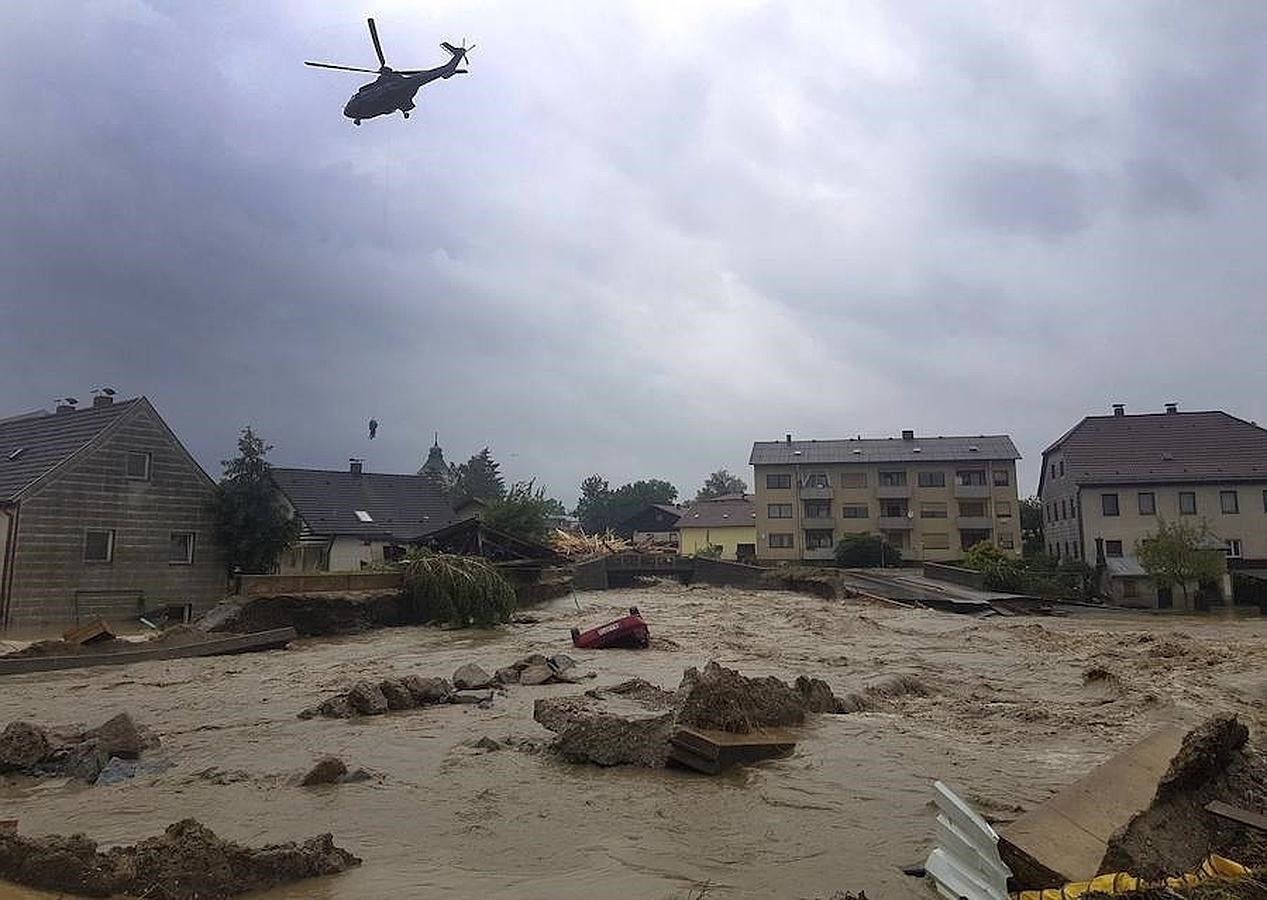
[3,1,1266,504]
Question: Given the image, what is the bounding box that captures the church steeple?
[419,432,447,478]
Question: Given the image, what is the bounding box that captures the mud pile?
[677,661,809,732]
[0,712,161,783]
[3,624,214,660]
[1102,714,1267,877]
[0,818,360,898]
[835,673,931,713]
[203,590,407,636]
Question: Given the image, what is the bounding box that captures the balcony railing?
[953,483,990,499]
[876,484,911,499]
[803,547,836,560]
[798,486,833,499]
[957,516,994,531]
[877,515,914,529]
[802,515,835,526]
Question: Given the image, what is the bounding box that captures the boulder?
[495,667,521,685]
[452,663,494,691]
[0,722,51,771]
[794,676,844,714]
[534,680,679,767]
[346,681,388,716]
[84,713,145,760]
[379,680,416,711]
[519,664,556,686]
[513,654,549,671]
[449,690,494,705]
[300,756,348,787]
[548,654,577,672]
[95,757,174,786]
[401,675,450,704]
[65,740,109,783]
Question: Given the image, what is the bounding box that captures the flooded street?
[3,584,1266,899]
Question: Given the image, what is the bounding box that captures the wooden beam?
[1206,800,1267,832]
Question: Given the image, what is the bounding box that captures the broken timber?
[667,726,796,775]
[1205,800,1267,833]
[62,618,115,646]
[0,628,297,676]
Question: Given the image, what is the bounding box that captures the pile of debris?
[299,655,590,720]
[533,660,859,772]
[199,590,406,637]
[3,620,212,660]
[551,530,667,558]
[0,818,360,899]
[0,712,165,784]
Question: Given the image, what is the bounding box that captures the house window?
[768,533,794,549]
[1069,501,1076,519]
[354,510,373,523]
[803,529,834,549]
[841,504,869,519]
[956,470,987,486]
[839,471,867,488]
[996,500,1012,518]
[766,473,792,489]
[920,502,948,519]
[992,469,1010,487]
[1179,491,1197,515]
[1138,492,1156,515]
[1263,489,1267,512]
[924,532,950,550]
[383,544,407,562]
[1225,539,1243,559]
[917,471,946,488]
[1050,463,1056,478]
[1105,540,1123,558]
[84,529,114,563]
[880,499,908,518]
[168,531,195,564]
[768,504,793,519]
[802,472,830,489]
[1122,579,1139,600]
[998,533,1015,550]
[125,451,151,480]
[1073,543,1080,559]
[1221,490,1239,514]
[802,500,831,519]
[1102,494,1120,517]
[1060,499,1067,520]
[878,471,907,487]
[959,501,986,518]
[1059,460,1065,477]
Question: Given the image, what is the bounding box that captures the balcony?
[876,484,911,499]
[802,515,835,527]
[803,547,836,561]
[877,515,914,529]
[953,482,990,499]
[799,486,833,500]
[957,516,994,530]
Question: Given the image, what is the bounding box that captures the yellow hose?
[1012,855,1251,899]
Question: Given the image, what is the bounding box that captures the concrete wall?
[326,537,393,572]
[753,459,1020,564]
[923,562,986,590]
[4,404,225,631]
[691,556,765,589]
[237,571,403,597]
[677,526,756,561]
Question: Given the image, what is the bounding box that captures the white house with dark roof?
[270,459,459,572]
[750,431,1021,563]
[0,395,224,631]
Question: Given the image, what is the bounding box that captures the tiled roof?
[750,434,1019,466]
[271,467,458,541]
[0,400,141,501]
[1046,411,1267,486]
[675,495,756,529]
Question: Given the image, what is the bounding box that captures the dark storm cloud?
[3,1,1267,501]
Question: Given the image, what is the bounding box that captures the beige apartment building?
[749,431,1021,564]
[1039,403,1267,609]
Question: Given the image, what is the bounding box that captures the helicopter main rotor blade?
[367,17,386,67]
[305,61,380,73]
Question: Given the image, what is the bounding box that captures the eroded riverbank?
[3,584,1266,899]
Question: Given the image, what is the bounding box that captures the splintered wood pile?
[551,530,674,558]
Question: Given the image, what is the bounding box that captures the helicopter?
[305,18,472,125]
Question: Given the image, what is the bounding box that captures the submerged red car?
[571,606,650,649]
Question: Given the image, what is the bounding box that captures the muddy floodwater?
[3,584,1267,899]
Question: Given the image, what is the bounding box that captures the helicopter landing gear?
[353,119,361,126]
[401,110,410,119]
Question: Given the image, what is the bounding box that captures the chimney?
[1112,403,1125,417]
[1164,402,1178,414]
[55,397,78,414]
[785,433,792,445]
[92,395,114,408]
[349,458,363,476]
[901,429,915,441]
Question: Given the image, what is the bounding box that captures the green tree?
[448,447,506,502]
[212,427,300,574]
[963,542,1025,590]
[835,533,902,568]
[695,468,748,501]
[574,474,613,532]
[1019,496,1045,557]
[1136,519,1227,607]
[574,475,678,534]
[482,479,560,543]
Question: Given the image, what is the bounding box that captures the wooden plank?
[0,628,297,676]
[669,726,796,774]
[1206,800,1267,832]
[63,618,115,645]
[999,725,1186,886]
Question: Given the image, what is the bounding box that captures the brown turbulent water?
[3,584,1266,899]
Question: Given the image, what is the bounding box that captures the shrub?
[399,550,516,628]
[835,534,902,568]
[963,542,1026,590]
[692,543,724,559]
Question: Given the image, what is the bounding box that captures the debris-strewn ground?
[3,583,1267,899]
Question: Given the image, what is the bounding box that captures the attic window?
[1161,452,1175,461]
[6,447,24,461]
[354,510,373,523]
[968,446,979,452]
[852,449,862,454]
[912,447,922,453]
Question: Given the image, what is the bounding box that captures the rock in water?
[519,664,555,686]
[513,654,549,671]
[534,680,680,767]
[65,741,109,783]
[795,676,844,713]
[379,680,416,711]
[0,722,51,771]
[401,675,450,704]
[548,654,576,672]
[677,661,806,733]
[346,681,389,716]
[300,756,349,786]
[84,713,145,759]
[452,663,494,691]
[495,667,521,685]
[449,690,494,705]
